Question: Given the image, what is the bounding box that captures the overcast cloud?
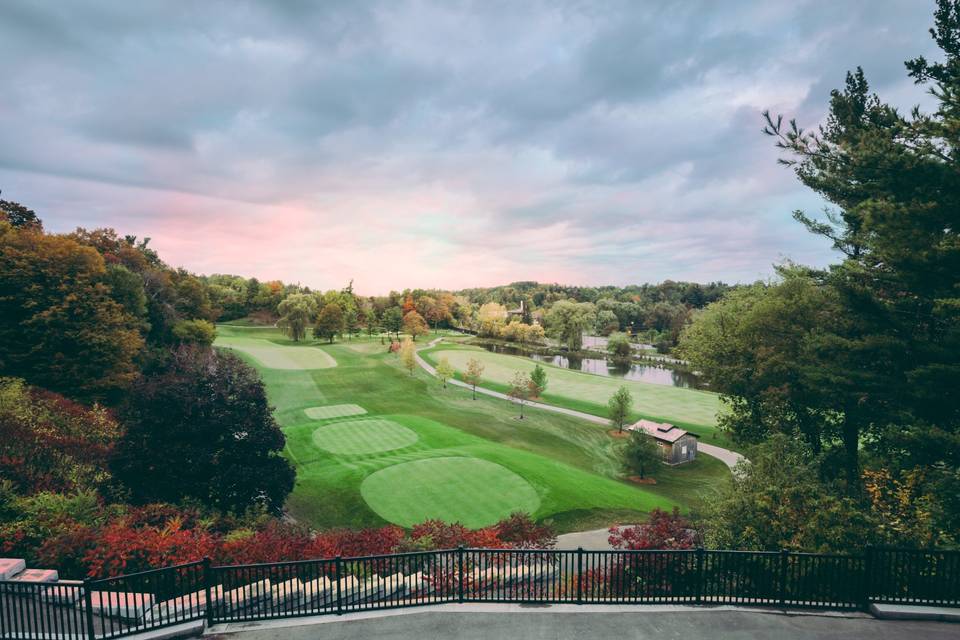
[0,0,940,293]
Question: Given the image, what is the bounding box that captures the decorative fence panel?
[1,547,957,640]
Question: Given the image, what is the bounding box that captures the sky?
[0,1,941,294]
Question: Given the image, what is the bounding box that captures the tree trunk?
[841,417,861,494]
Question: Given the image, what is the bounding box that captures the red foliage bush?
[8,499,555,579]
[608,507,698,550]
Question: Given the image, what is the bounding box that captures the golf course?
[421,342,726,441]
[215,325,730,533]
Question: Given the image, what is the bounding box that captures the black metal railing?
[1,547,957,639]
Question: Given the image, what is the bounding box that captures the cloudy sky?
[0,1,939,293]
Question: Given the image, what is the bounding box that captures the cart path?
[416,338,745,472]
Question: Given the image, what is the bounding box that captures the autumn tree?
[171,319,217,345]
[463,357,485,400]
[608,508,698,550]
[435,357,455,389]
[277,293,317,342]
[607,386,633,433]
[0,378,121,494]
[399,338,417,376]
[477,302,507,337]
[314,303,346,343]
[112,346,295,514]
[403,310,429,341]
[0,193,43,230]
[508,371,531,419]
[0,221,144,401]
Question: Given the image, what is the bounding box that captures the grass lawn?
[421,343,735,447]
[217,335,337,369]
[215,325,728,534]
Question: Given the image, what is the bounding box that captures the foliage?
[477,302,507,337]
[4,498,556,579]
[701,436,875,552]
[494,512,556,549]
[112,346,295,514]
[435,357,455,389]
[529,364,547,397]
[0,379,120,495]
[863,466,957,547]
[745,0,960,501]
[399,338,417,376]
[382,307,404,340]
[607,332,632,359]
[171,318,217,345]
[277,293,317,342]
[622,430,660,479]
[607,385,633,432]
[595,309,620,336]
[507,371,531,418]
[678,275,856,470]
[403,310,429,341]
[608,508,697,550]
[0,222,145,401]
[463,357,484,400]
[543,300,596,351]
[0,193,43,230]
[314,302,345,343]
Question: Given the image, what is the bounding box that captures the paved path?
[415,339,746,472]
[556,527,618,550]
[207,603,959,640]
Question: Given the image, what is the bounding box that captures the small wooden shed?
[628,419,699,465]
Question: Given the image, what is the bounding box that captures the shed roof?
[627,419,698,444]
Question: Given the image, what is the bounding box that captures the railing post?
[203,557,214,627]
[696,547,705,605]
[863,545,874,610]
[457,547,465,603]
[576,547,584,605]
[82,578,96,640]
[335,556,344,615]
[779,549,789,608]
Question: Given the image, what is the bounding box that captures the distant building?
[627,419,698,465]
[506,300,525,318]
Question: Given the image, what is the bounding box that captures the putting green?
[312,418,418,455]
[304,404,367,420]
[217,336,336,370]
[361,457,541,527]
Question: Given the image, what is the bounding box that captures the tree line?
[680,1,959,551]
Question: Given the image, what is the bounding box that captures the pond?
[479,343,707,390]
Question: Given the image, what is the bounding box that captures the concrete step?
[9,568,59,583]
[0,558,26,580]
[869,603,960,622]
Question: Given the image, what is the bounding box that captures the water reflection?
[480,343,706,390]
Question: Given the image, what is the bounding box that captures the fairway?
[361,457,540,527]
[217,336,337,370]
[215,325,724,534]
[425,346,721,431]
[304,404,367,420]
[312,418,419,455]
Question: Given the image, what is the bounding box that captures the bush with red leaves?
[608,507,699,550]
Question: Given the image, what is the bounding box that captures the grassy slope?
[215,326,728,533]
[421,342,739,450]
